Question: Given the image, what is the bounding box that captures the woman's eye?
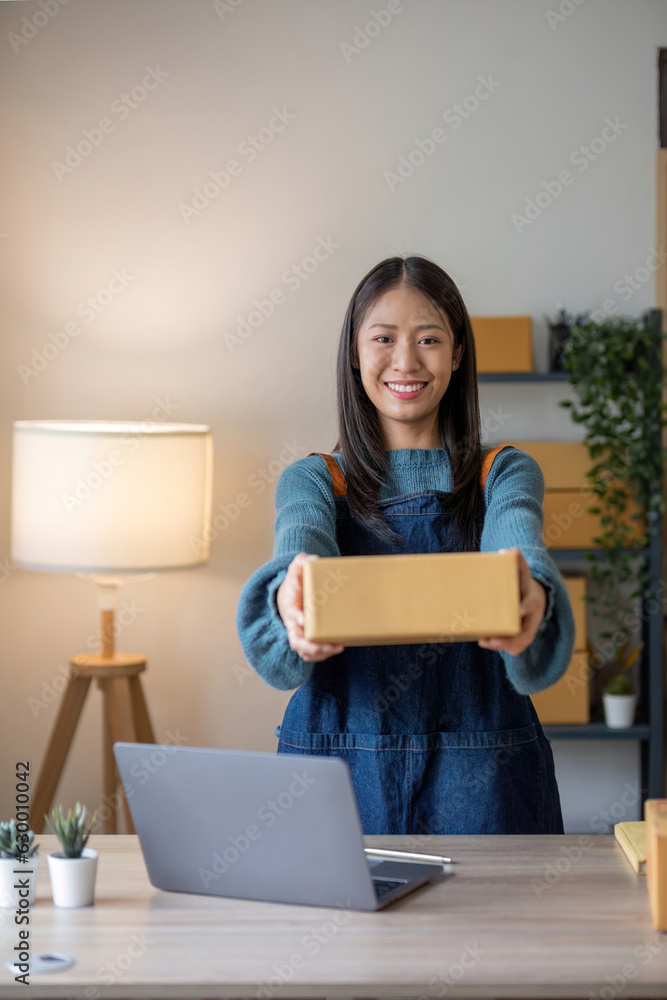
[373,337,438,345]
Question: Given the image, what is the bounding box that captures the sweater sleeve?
[235,454,341,691]
[480,446,576,695]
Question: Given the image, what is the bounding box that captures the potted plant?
[588,635,642,728]
[45,803,98,908]
[602,672,639,729]
[559,308,667,718]
[0,820,39,908]
[546,304,589,372]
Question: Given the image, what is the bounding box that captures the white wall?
[0,0,664,831]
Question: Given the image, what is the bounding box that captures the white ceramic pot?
[0,855,39,908]
[47,848,97,908]
[603,693,638,729]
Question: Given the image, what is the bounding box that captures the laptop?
[113,742,447,910]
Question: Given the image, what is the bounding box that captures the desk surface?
[1,833,666,999]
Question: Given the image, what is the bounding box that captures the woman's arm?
[235,455,340,691]
[478,446,576,695]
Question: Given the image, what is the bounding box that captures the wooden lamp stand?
[30,579,156,835]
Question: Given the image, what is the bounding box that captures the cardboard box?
[542,491,645,548]
[506,441,593,490]
[471,316,533,373]
[644,799,667,931]
[495,442,646,547]
[529,577,589,724]
[530,650,590,724]
[563,575,587,650]
[302,550,521,646]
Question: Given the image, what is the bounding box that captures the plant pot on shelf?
[0,854,39,908]
[602,668,638,729]
[548,320,571,372]
[547,306,589,372]
[603,692,638,729]
[47,849,98,908]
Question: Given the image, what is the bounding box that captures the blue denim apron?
[276,448,564,836]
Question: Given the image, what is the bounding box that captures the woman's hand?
[276,552,345,662]
[477,547,547,656]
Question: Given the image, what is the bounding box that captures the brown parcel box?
[496,441,646,548]
[563,575,587,650]
[502,441,593,490]
[302,549,521,646]
[530,650,590,724]
[541,491,645,548]
[530,577,590,725]
[500,441,645,549]
[470,316,533,373]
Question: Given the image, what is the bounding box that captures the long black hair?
[331,255,486,552]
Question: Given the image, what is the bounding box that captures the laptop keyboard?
[372,878,408,899]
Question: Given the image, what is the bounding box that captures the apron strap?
[480,444,515,491]
[309,444,516,497]
[307,452,348,496]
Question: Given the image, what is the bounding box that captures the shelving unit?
[478,308,664,801]
[545,723,651,740]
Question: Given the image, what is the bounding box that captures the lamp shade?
[11,421,214,573]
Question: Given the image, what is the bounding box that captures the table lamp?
[10,420,213,834]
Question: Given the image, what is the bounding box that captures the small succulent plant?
[604,674,635,697]
[45,803,97,859]
[0,820,38,860]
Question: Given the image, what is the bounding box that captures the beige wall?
[0,0,665,829]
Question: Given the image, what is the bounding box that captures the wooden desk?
[1,833,666,998]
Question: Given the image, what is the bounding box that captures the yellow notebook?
[615,821,646,874]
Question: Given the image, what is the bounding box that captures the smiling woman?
[332,256,482,552]
[236,254,576,837]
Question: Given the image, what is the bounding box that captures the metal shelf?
[548,548,650,559]
[543,722,651,740]
[483,311,664,800]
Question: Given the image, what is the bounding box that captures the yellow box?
[302,550,521,646]
[563,575,587,649]
[496,443,645,548]
[471,316,533,373]
[530,650,590,724]
[644,800,667,931]
[542,491,645,548]
[506,441,592,490]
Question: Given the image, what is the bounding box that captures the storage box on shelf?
[477,311,663,803]
[530,576,589,724]
[470,316,533,373]
[502,440,645,549]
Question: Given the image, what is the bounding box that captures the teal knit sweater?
[235,447,576,697]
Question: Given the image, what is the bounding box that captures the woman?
[236,255,575,835]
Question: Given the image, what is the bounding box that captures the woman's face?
[354,284,463,448]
